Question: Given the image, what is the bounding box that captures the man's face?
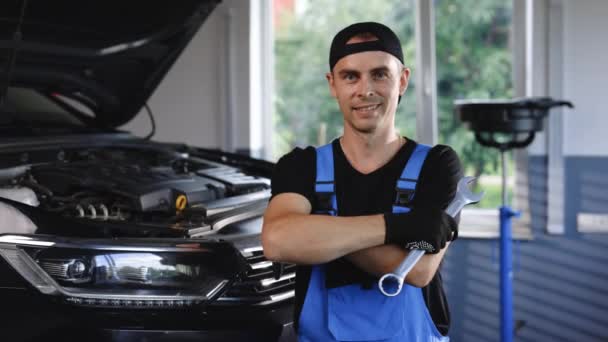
[326,49,409,135]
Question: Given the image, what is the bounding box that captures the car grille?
[215,246,296,306]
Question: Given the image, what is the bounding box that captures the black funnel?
[455,97,573,151]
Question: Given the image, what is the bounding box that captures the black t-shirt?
[270,137,463,336]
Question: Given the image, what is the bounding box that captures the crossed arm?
[261,192,449,288]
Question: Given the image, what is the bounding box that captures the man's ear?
[326,72,337,98]
[399,67,410,95]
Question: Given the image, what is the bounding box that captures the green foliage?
[435,0,513,176]
[274,0,513,180]
[471,181,513,209]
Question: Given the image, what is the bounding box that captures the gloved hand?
[383,207,457,254]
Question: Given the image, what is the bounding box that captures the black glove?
[383,207,457,254]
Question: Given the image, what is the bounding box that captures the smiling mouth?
[352,104,381,113]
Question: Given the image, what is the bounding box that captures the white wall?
[521,0,608,158]
[563,0,608,157]
[121,0,252,152]
[522,0,608,233]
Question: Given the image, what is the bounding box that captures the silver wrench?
[378,176,484,297]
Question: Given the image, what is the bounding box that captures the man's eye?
[373,71,388,80]
[344,74,357,81]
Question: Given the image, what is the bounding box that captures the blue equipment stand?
[499,205,518,342]
[499,150,518,342]
[455,96,573,341]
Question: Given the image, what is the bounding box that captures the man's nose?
[356,77,376,98]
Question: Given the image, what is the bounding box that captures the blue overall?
[297,143,449,342]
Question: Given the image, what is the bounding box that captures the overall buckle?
[394,188,415,206]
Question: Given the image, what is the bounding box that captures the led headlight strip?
[0,234,243,309]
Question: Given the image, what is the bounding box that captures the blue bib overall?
[297,143,449,342]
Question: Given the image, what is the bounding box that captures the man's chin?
[344,116,383,134]
[352,123,378,134]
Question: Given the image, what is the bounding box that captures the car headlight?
[0,234,247,309]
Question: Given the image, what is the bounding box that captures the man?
[262,22,462,341]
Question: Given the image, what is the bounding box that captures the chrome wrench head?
[378,250,424,297]
[378,176,484,297]
[456,176,484,206]
[444,176,485,218]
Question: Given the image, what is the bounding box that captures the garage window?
[271,0,531,238]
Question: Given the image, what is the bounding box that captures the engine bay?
[0,145,270,238]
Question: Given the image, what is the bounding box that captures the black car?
[0,1,295,341]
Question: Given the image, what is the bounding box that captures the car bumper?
[1,289,295,342]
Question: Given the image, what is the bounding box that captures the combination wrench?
[378,176,484,296]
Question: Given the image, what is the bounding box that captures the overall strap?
[393,143,432,214]
[315,143,337,216]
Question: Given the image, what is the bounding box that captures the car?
[0,1,296,341]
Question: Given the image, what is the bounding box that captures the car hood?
[0,0,220,128]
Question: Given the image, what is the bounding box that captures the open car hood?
[0,0,220,128]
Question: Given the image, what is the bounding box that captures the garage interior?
[1,0,607,341]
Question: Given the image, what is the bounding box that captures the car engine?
[0,146,270,237]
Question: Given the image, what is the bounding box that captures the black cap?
[329,22,404,71]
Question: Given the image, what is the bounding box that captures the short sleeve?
[414,145,464,210]
[416,145,462,333]
[270,146,317,206]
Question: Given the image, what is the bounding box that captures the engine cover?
[31,162,227,212]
